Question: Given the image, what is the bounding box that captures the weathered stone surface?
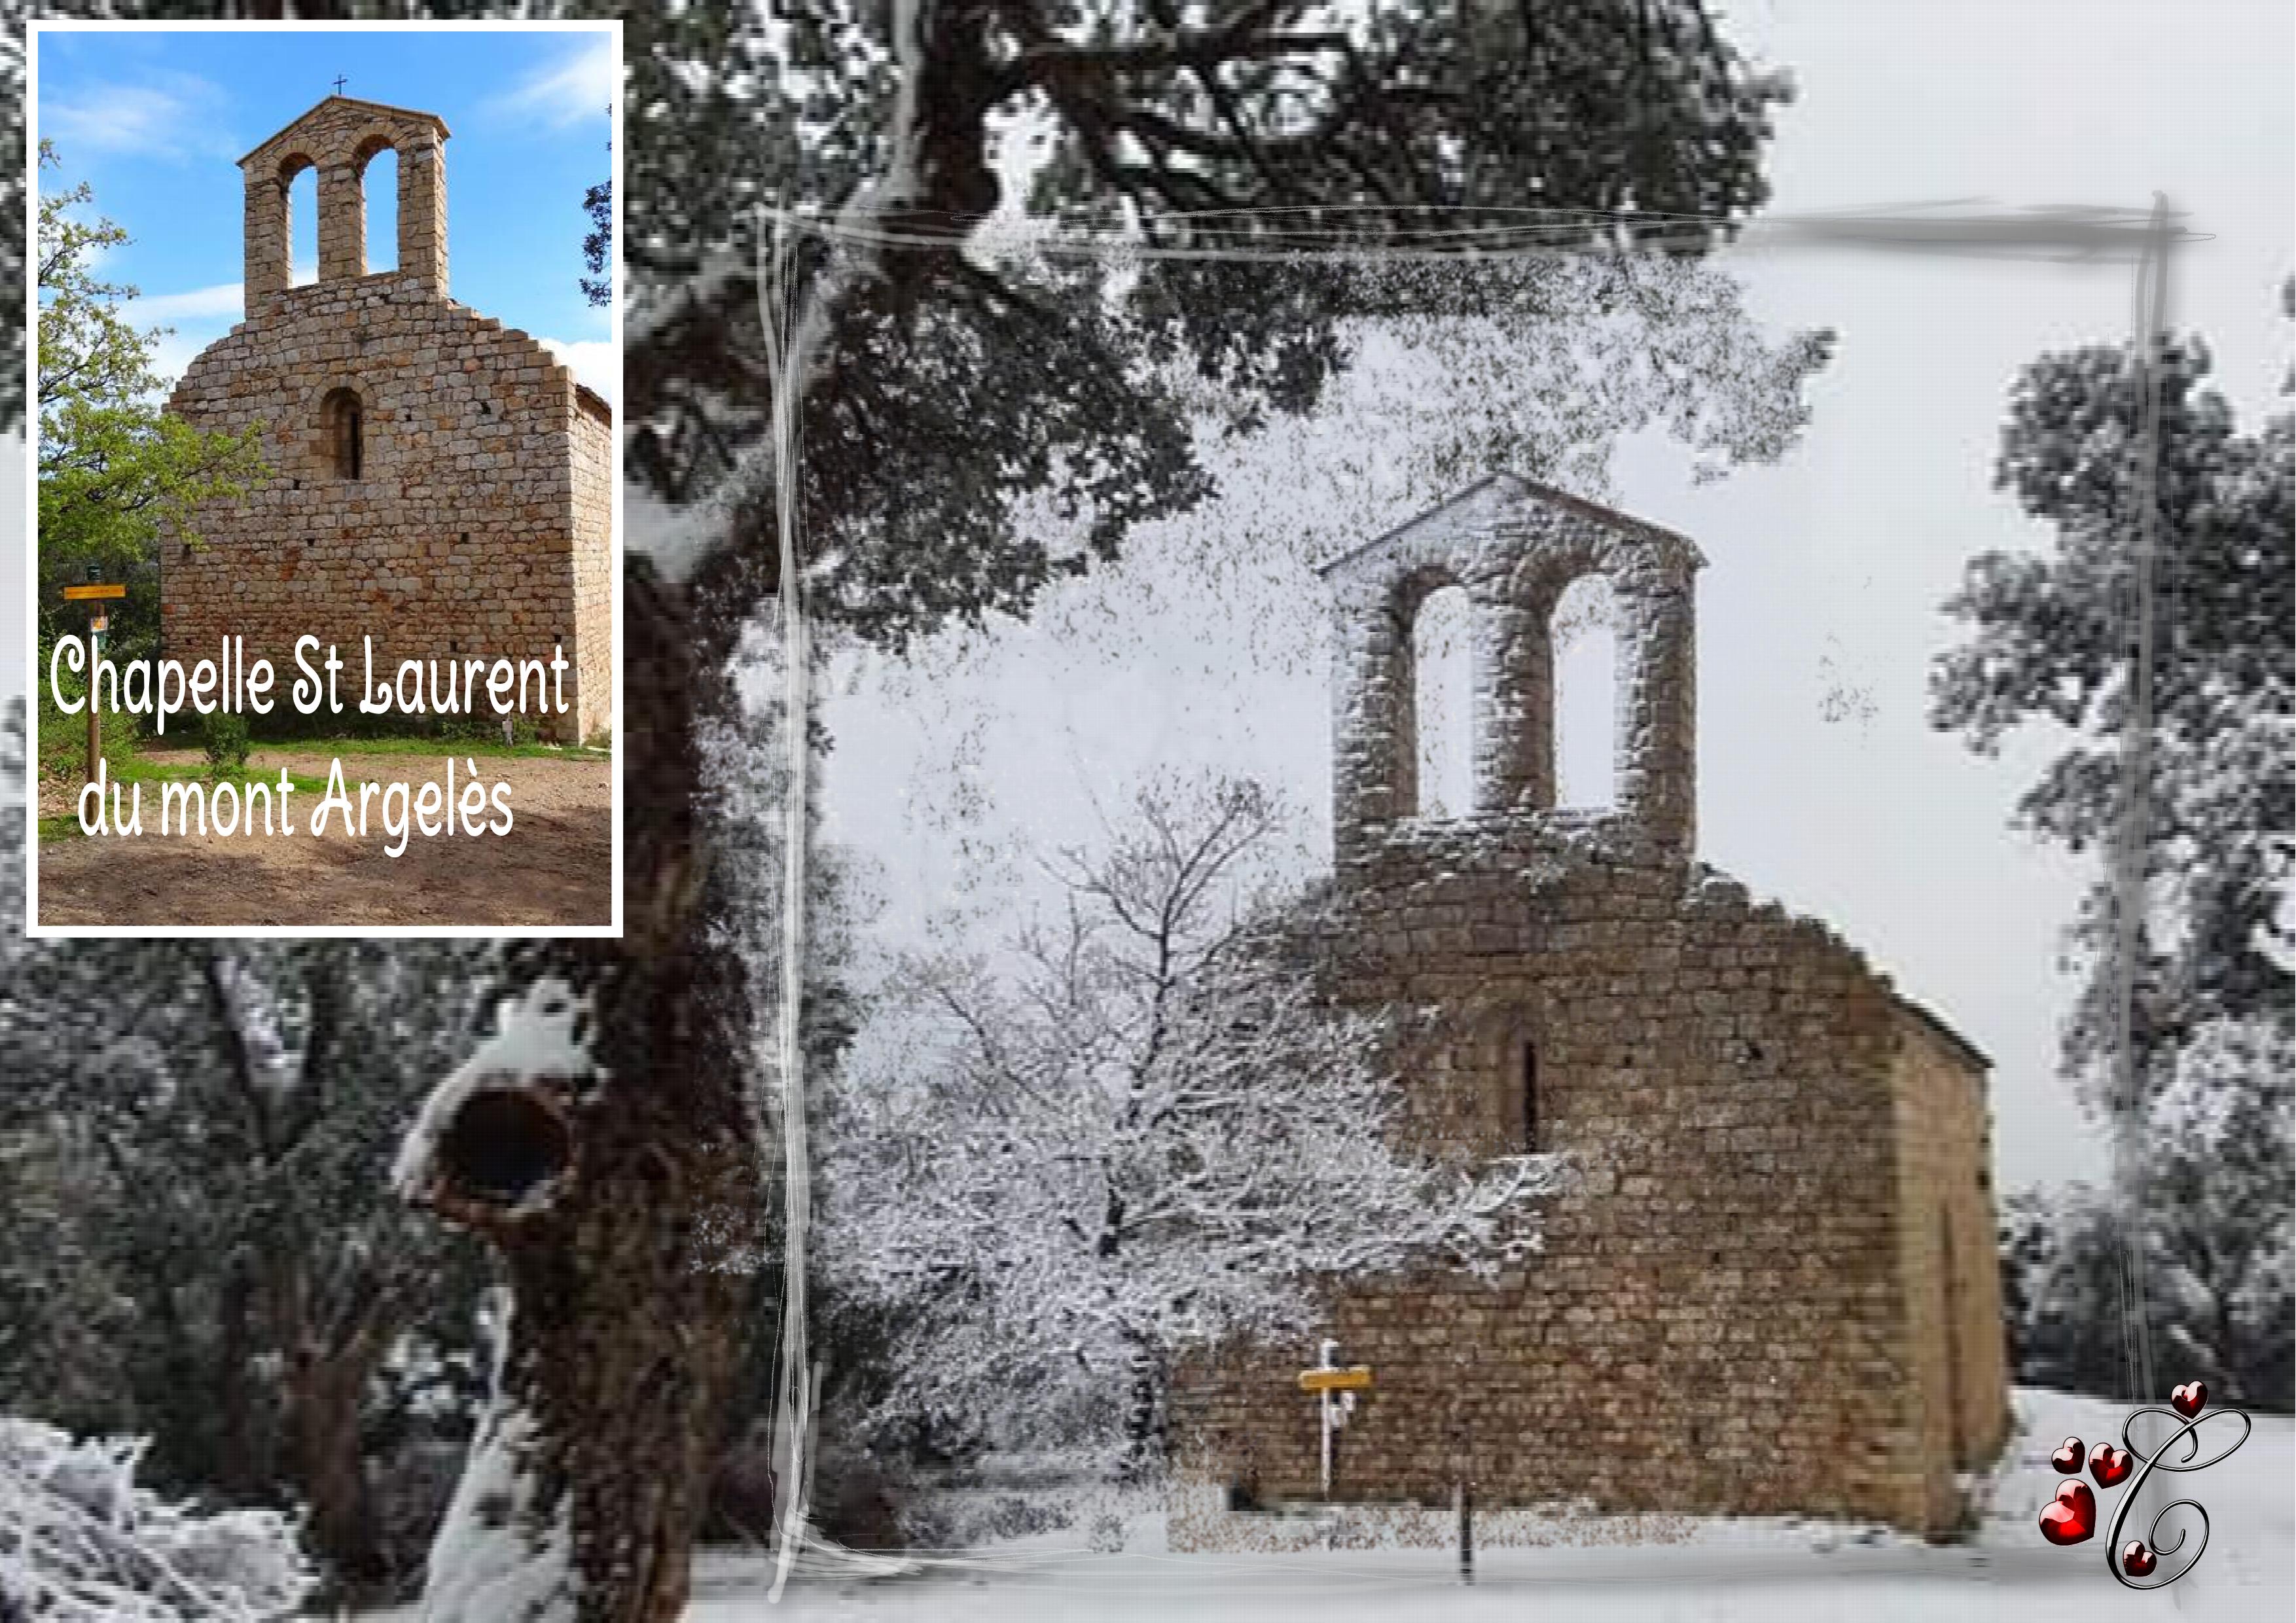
[1170,476,2007,1542]
[164,96,612,745]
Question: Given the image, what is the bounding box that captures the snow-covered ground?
[368,1390,2294,1620]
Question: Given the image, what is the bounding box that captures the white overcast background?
[807,0,2293,1200]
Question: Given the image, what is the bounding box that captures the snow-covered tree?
[0,939,496,1594]
[821,777,1560,1478]
[2001,1020,2291,1410]
[1940,290,2292,1410]
[0,1416,314,1622]
[1931,294,2293,1101]
[2139,1016,2293,1405]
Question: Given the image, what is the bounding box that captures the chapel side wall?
[1172,854,1936,1539]
[163,276,587,740]
[567,395,615,744]
[1889,1012,2011,1501]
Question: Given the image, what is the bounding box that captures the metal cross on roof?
[332,75,348,96]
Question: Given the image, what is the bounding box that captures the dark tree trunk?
[212,1265,268,1503]
[1120,1334,1166,1484]
[287,1337,389,1595]
[410,566,771,1622]
[403,33,992,1603]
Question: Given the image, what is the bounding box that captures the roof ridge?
[1314,471,1701,577]
[238,96,451,166]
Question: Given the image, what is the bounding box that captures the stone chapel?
[1171,473,2009,1538]
[163,95,613,744]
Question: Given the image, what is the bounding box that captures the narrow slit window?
[1521,1041,1539,1152]
[322,387,365,480]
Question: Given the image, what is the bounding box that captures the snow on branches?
[0,1418,313,1622]
[819,776,1564,1469]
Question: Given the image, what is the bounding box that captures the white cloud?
[125,282,244,325]
[490,35,616,132]
[43,73,236,162]
[540,338,619,408]
[147,330,209,387]
[123,261,308,344]
[132,283,262,385]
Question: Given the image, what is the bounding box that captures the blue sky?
[35,24,616,401]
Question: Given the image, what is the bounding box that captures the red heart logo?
[2170,1381,2207,1418]
[2089,1443,2132,1488]
[2049,1436,2085,1474]
[2121,1539,2157,1578]
[2038,1482,2096,1546]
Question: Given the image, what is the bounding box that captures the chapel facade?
[162,95,613,744]
[1170,473,2009,1538]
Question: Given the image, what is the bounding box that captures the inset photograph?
[26,23,619,932]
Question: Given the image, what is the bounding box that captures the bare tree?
[822,777,1558,1480]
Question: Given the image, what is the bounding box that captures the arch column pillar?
[396,133,448,293]
[242,168,291,313]
[317,158,365,280]
[1329,582,1416,866]
[1613,562,1697,857]
[1471,577,1552,815]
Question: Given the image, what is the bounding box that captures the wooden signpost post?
[63,573,126,786]
[1297,1340,1373,1502]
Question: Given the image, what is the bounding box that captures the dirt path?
[35,748,613,928]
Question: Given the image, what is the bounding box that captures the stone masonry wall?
[164,97,610,745]
[1321,474,1700,865]
[1890,1005,2013,1528]
[242,98,448,304]
[569,391,615,745]
[164,275,608,743]
[1171,475,2004,1544]
[1169,834,2003,1537]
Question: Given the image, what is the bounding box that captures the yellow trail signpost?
[65,572,126,786]
[1300,1342,1373,1506]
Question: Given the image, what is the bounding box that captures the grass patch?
[37,815,83,843]
[238,707,560,752]
[302,735,571,760]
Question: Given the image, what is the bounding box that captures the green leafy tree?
[35,141,265,669]
[582,111,610,308]
[581,177,609,308]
